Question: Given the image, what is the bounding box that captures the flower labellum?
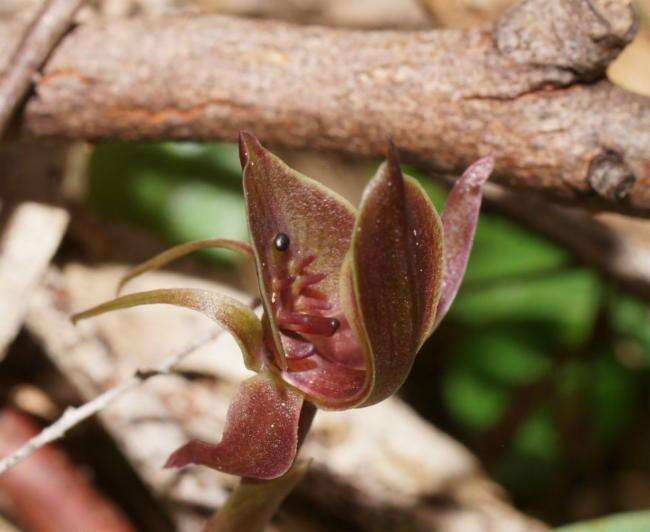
[72,133,494,482]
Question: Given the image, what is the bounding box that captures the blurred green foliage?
[88,141,248,266]
[87,142,650,527]
[556,510,650,531]
[413,173,650,522]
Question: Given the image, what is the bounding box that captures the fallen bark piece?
[0,202,68,361]
[0,407,135,532]
[24,264,546,531]
[11,0,650,215]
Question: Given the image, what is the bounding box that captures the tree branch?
[0,0,86,136]
[0,329,221,476]
[7,0,649,214]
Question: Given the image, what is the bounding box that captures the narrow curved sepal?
[72,288,263,371]
[204,461,310,532]
[239,132,356,369]
[165,373,304,480]
[346,149,444,407]
[117,239,253,295]
[434,155,494,328]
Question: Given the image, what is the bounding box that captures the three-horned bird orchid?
[73,133,494,480]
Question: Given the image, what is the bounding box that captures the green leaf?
[161,141,243,180]
[88,141,248,266]
[587,352,639,444]
[452,328,552,386]
[451,270,602,348]
[513,408,560,462]
[609,293,650,367]
[442,369,508,431]
[410,172,569,283]
[465,215,570,284]
[555,510,650,531]
[165,182,247,256]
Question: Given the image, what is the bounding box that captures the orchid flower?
[73,133,493,482]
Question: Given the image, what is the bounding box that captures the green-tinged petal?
[404,175,445,346]
[204,461,310,532]
[165,373,305,479]
[434,156,494,328]
[72,288,263,371]
[239,132,356,370]
[117,239,253,294]
[347,150,444,406]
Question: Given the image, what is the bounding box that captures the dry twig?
[0,329,220,475]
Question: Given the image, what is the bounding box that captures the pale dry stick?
[0,203,69,361]
[0,0,86,135]
[0,329,221,476]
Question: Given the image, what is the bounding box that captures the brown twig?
[7,0,649,215]
[0,0,86,136]
[0,329,221,476]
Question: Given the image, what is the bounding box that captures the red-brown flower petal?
[347,150,444,406]
[239,132,356,369]
[434,156,494,328]
[164,373,304,479]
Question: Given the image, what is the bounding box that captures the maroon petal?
[346,148,444,406]
[434,156,494,328]
[165,373,304,480]
[239,132,356,369]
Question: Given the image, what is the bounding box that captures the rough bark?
[24,264,547,532]
[8,0,650,215]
